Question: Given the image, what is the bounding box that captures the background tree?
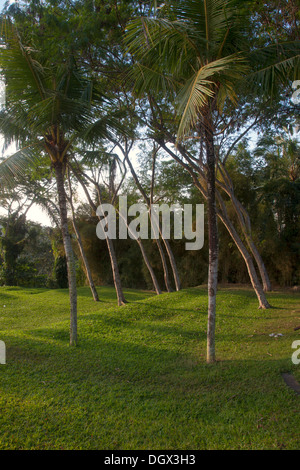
[0,16,122,344]
[125,0,299,362]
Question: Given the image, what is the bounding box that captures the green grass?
[0,285,299,450]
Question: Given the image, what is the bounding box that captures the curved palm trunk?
[148,205,174,292]
[54,162,77,346]
[71,216,100,302]
[94,185,127,306]
[216,191,271,309]
[67,176,100,302]
[137,238,162,295]
[155,238,174,292]
[116,205,162,294]
[124,152,178,292]
[158,140,271,306]
[217,164,272,291]
[248,239,272,292]
[162,236,181,291]
[72,166,127,306]
[234,198,272,292]
[105,236,127,306]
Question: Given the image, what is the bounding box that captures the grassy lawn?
[0,285,299,450]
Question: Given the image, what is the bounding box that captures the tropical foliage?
[0,0,298,362]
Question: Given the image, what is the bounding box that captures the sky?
[0,1,51,226]
[0,0,11,11]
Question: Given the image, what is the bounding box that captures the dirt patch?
[282,373,300,395]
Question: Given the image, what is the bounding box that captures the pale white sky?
[0,140,53,226]
[0,0,11,11]
[0,1,51,225]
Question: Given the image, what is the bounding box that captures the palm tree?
[125,0,299,362]
[0,21,117,345]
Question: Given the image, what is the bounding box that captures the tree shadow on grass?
[75,286,156,303]
[0,291,16,301]
[3,331,298,416]
[2,323,299,450]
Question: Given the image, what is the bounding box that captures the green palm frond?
[125,0,251,142]
[82,110,132,145]
[0,20,104,134]
[125,0,242,71]
[0,18,119,188]
[0,20,47,102]
[125,17,203,77]
[244,41,300,97]
[177,54,249,139]
[126,62,180,98]
[174,0,236,49]
[0,143,44,187]
[126,0,298,143]
[0,106,33,149]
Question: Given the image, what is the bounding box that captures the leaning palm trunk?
[148,196,174,292]
[72,166,127,306]
[68,203,100,302]
[67,171,99,302]
[105,236,127,306]
[115,205,162,295]
[234,197,272,291]
[217,163,272,291]
[161,234,181,291]
[137,238,162,295]
[73,219,100,302]
[158,139,271,307]
[151,149,181,291]
[155,237,173,292]
[124,152,179,292]
[54,162,77,346]
[216,190,271,309]
[232,201,272,291]
[247,236,272,292]
[94,183,127,306]
[96,186,127,306]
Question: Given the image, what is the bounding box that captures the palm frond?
[80,110,132,145]
[177,54,248,139]
[174,0,236,48]
[125,17,203,76]
[0,143,44,187]
[0,19,47,102]
[244,41,300,97]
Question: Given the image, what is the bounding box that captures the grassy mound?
[0,285,299,449]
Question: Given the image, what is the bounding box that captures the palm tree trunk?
[72,165,127,306]
[218,211,271,308]
[248,240,272,292]
[235,199,272,292]
[162,237,181,291]
[205,119,219,364]
[94,185,127,306]
[156,238,174,292]
[66,173,100,302]
[148,205,174,292]
[137,238,162,294]
[116,205,162,295]
[54,162,77,346]
[216,191,271,309]
[124,152,178,292]
[105,236,127,306]
[216,165,272,291]
[158,140,271,306]
[71,216,100,302]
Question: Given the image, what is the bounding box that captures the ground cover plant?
[0,285,299,450]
